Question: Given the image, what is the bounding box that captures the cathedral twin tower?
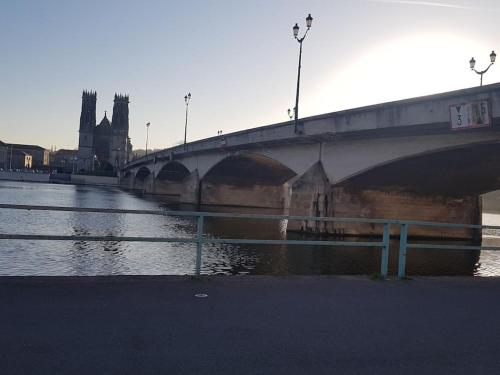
[77,90,132,173]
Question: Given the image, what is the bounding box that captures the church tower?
[77,90,96,172]
[111,94,129,130]
[111,94,130,169]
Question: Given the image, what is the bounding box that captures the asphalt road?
[1,275,500,374]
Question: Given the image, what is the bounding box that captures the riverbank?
[2,275,500,374]
[0,171,118,185]
[0,170,49,182]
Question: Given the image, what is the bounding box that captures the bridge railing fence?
[396,220,500,278]
[1,203,500,278]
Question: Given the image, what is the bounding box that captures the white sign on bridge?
[450,100,491,130]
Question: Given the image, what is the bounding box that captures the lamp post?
[469,51,496,86]
[145,122,150,156]
[9,144,13,170]
[292,13,313,135]
[184,93,191,149]
[114,148,121,174]
[72,156,78,174]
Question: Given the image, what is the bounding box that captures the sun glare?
[306,32,495,115]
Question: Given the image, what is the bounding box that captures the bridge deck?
[2,275,500,374]
[126,82,500,169]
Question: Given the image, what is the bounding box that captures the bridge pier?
[285,162,481,241]
[286,162,333,233]
[179,170,200,204]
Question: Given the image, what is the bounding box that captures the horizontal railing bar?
[0,233,382,247]
[205,239,383,247]
[0,204,170,216]
[407,243,500,251]
[195,213,391,224]
[0,203,398,224]
[0,234,196,242]
[3,203,500,230]
[402,220,488,229]
[7,233,500,250]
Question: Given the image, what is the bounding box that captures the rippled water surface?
[1,181,499,276]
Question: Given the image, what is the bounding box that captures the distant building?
[77,91,132,174]
[9,150,32,170]
[4,143,49,170]
[50,149,78,173]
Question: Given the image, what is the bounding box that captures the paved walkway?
[1,275,500,374]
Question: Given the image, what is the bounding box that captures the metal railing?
[397,221,500,277]
[1,203,500,278]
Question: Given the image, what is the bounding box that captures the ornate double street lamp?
[291,13,313,135]
[184,92,192,149]
[469,51,496,86]
[145,122,151,156]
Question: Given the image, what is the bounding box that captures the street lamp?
[184,92,191,149]
[72,156,78,174]
[292,13,313,135]
[114,148,121,173]
[469,51,496,86]
[145,122,150,156]
[9,144,13,170]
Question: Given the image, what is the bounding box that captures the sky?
[1,0,499,150]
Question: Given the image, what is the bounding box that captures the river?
[0,180,499,276]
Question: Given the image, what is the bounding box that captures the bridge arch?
[337,142,500,196]
[322,142,500,239]
[153,161,192,200]
[200,153,297,208]
[156,161,191,182]
[320,131,500,185]
[134,166,152,191]
[135,166,151,180]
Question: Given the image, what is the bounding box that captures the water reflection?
[0,180,498,276]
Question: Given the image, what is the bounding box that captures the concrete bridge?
[121,84,500,238]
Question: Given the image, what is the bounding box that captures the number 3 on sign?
[456,106,462,126]
[450,100,490,130]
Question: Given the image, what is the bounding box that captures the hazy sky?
[1,0,499,150]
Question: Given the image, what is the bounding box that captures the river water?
[1,180,499,276]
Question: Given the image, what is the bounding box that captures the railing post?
[398,223,408,279]
[380,223,390,278]
[195,215,204,276]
